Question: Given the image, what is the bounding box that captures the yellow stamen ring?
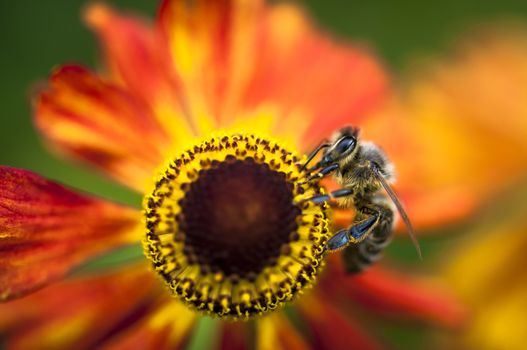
[143,134,329,319]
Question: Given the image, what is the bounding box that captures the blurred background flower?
[1,1,527,349]
[426,29,527,350]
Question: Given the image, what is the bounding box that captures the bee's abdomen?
[342,201,394,273]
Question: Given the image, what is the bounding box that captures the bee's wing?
[372,165,423,260]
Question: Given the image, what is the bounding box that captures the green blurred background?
[1,1,527,349]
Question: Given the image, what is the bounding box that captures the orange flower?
[359,27,527,231]
[0,1,468,349]
[418,27,527,350]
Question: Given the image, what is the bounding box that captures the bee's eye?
[336,136,356,155]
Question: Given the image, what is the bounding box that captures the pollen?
[143,134,330,319]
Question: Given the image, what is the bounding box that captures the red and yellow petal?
[0,265,157,350]
[37,1,389,190]
[100,297,196,350]
[158,0,389,149]
[158,0,265,129]
[84,3,172,105]
[296,292,384,350]
[0,166,141,300]
[84,3,205,146]
[244,4,390,149]
[256,313,309,350]
[34,65,173,192]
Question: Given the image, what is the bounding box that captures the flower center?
[143,134,329,319]
[180,158,300,277]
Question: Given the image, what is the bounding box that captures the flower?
[0,0,468,349]
[422,27,527,350]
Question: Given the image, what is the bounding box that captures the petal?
[0,166,141,300]
[158,0,389,149]
[100,298,196,350]
[255,313,309,350]
[84,3,206,145]
[0,265,157,350]
[358,109,479,229]
[158,0,264,126]
[325,262,467,328]
[364,27,527,228]
[34,65,172,192]
[84,3,170,104]
[219,322,248,350]
[444,218,527,349]
[296,292,384,350]
[244,4,390,148]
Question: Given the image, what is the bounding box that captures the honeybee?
[301,126,421,273]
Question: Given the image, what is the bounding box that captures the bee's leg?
[303,185,360,208]
[306,163,339,181]
[302,187,353,205]
[341,201,394,273]
[302,188,393,270]
[326,214,379,251]
[304,187,379,252]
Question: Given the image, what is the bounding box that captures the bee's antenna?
[301,142,330,171]
[371,164,422,260]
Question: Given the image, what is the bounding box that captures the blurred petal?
[158,0,264,126]
[101,297,196,350]
[158,0,389,149]
[445,216,527,350]
[296,292,383,350]
[365,27,527,229]
[0,166,141,300]
[34,65,172,192]
[325,262,466,328]
[359,110,478,229]
[84,3,204,146]
[256,313,309,350]
[0,265,157,350]
[244,4,390,148]
[84,3,168,104]
[219,322,248,350]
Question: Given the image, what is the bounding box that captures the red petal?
[0,265,157,350]
[100,297,196,350]
[219,322,248,350]
[242,4,390,148]
[158,1,389,148]
[85,3,170,103]
[34,65,172,192]
[158,0,265,125]
[326,262,467,328]
[0,166,141,300]
[84,4,199,142]
[296,292,384,350]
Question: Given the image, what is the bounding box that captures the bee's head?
[317,127,359,168]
